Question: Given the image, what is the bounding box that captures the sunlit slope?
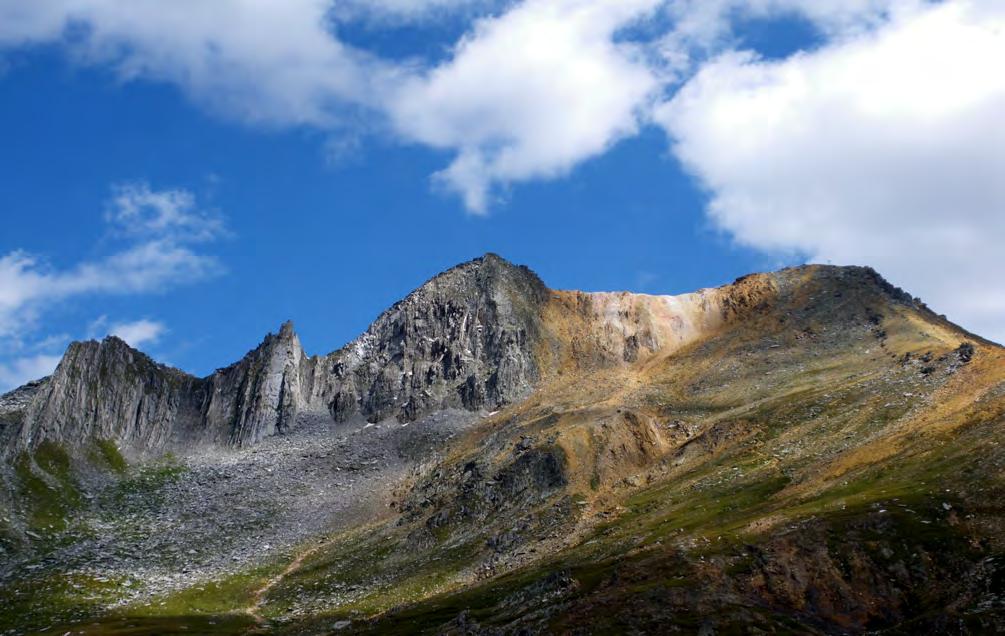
[239,265,1004,633]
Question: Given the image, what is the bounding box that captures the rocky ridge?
[3,254,550,458]
[2,256,951,461]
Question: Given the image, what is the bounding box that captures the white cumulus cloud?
[388,0,663,212]
[656,0,1005,342]
[0,0,395,126]
[0,0,665,214]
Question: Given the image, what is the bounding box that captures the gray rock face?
[204,321,310,446]
[312,253,549,423]
[0,378,48,449]
[18,338,207,453]
[3,254,550,457]
[9,321,312,456]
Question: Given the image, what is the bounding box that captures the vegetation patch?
[132,562,284,617]
[105,454,187,510]
[0,571,124,634]
[13,442,83,535]
[91,439,129,474]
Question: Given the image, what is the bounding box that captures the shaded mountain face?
[2,255,1003,635]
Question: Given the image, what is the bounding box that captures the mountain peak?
[62,334,161,374]
[775,264,917,305]
[478,251,506,262]
[325,253,550,423]
[101,334,131,347]
[419,252,544,292]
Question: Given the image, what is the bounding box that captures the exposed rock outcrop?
[310,253,550,423]
[18,337,207,453]
[0,378,48,449]
[10,321,312,455]
[204,321,310,446]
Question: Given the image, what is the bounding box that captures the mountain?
[1,254,1003,635]
[2,254,548,457]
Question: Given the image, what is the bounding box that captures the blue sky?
[1,0,1003,389]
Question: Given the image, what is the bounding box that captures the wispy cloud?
[0,353,63,392]
[108,319,166,349]
[107,182,226,243]
[87,315,167,349]
[0,182,223,339]
[0,182,224,390]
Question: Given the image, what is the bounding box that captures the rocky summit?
[1,254,1003,635]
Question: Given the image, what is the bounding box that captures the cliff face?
[543,271,780,369]
[18,338,208,453]
[8,321,313,455]
[0,379,48,450]
[203,321,310,446]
